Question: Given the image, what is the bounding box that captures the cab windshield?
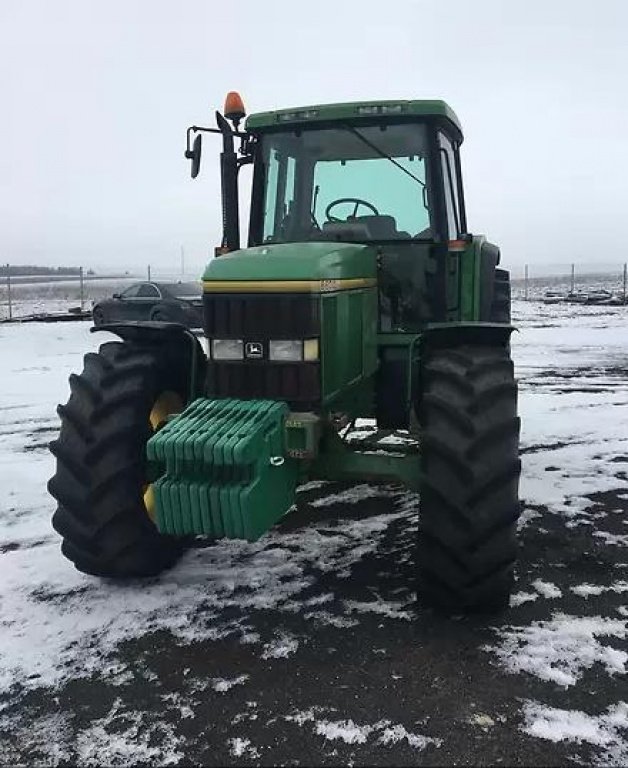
[258,123,431,243]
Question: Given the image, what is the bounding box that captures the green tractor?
[48,93,521,612]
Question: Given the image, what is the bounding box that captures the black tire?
[48,341,189,578]
[92,306,105,326]
[490,268,511,323]
[417,344,521,612]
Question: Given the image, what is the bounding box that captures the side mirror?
[185,134,202,179]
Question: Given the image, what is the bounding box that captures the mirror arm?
[185,125,222,158]
[184,117,252,249]
[185,124,248,154]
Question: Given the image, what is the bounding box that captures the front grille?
[203,293,321,407]
[203,293,319,338]
[207,362,320,405]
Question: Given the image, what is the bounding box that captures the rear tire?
[48,341,189,578]
[417,344,521,612]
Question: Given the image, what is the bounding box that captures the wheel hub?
[144,390,183,521]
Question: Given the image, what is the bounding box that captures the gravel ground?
[1,300,627,766]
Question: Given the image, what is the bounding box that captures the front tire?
[417,344,521,612]
[48,341,189,577]
[92,306,105,326]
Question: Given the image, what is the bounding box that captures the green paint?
[284,412,321,459]
[147,398,298,541]
[320,285,378,412]
[323,375,377,419]
[457,236,485,322]
[203,242,377,282]
[376,333,419,347]
[310,428,421,491]
[204,242,379,417]
[445,250,460,320]
[145,395,422,540]
[405,335,422,413]
[246,100,462,135]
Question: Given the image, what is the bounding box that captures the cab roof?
[245,99,462,136]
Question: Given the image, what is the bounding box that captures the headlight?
[269,340,302,361]
[303,339,319,361]
[211,339,243,360]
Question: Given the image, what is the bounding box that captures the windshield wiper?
[341,124,425,188]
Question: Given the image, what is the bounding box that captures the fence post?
[570,263,575,295]
[6,264,12,320]
[524,264,529,301]
[147,264,151,281]
[623,263,627,305]
[79,266,85,313]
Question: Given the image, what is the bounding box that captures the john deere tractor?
[49,93,521,612]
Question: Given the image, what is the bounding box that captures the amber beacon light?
[224,91,246,130]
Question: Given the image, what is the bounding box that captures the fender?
[91,321,207,400]
[423,321,515,350]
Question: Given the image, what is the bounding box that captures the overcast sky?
[1,0,627,274]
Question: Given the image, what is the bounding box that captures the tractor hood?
[202,242,377,285]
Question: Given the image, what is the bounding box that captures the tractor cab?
[186,95,466,249]
[247,111,462,247]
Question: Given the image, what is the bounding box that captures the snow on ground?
[532,579,563,599]
[1,301,628,764]
[211,675,249,693]
[514,302,628,518]
[487,613,627,687]
[522,701,628,766]
[284,708,441,751]
[227,736,261,760]
[0,699,186,767]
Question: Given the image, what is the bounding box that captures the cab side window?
[438,133,461,240]
[263,151,296,241]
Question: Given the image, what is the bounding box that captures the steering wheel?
[325,197,380,222]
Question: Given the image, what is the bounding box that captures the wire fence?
[0,264,204,321]
[510,263,628,302]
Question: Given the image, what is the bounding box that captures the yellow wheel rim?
[144,390,184,522]
[149,391,184,431]
[143,484,157,522]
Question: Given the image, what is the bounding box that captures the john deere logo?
[245,341,264,359]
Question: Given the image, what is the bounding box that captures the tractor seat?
[320,221,372,241]
[358,215,412,239]
[321,214,411,241]
[351,215,402,239]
